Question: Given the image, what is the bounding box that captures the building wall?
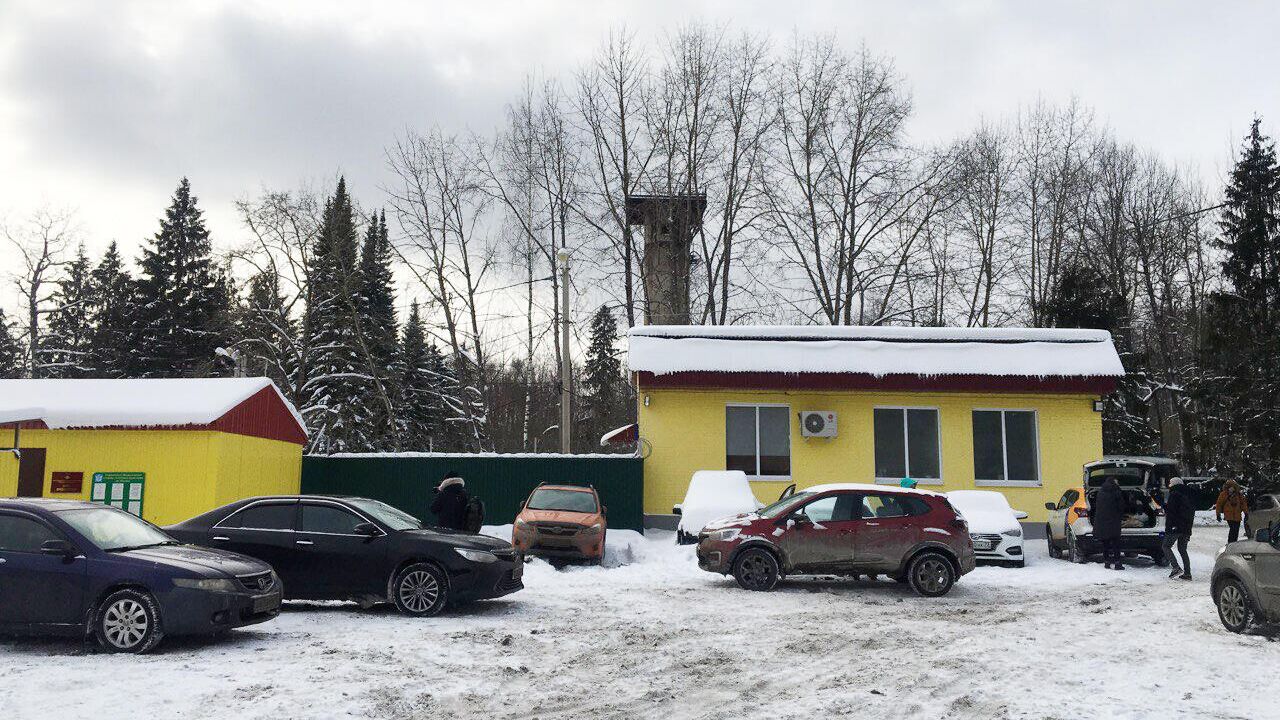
[637,386,1103,524]
[0,429,302,525]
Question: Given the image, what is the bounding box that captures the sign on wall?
[91,472,145,517]
[51,471,84,494]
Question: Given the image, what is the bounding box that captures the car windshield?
[57,507,176,551]
[757,492,814,519]
[345,498,423,531]
[526,488,598,513]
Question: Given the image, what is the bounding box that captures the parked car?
[166,495,522,616]
[1211,524,1280,633]
[945,490,1027,567]
[674,470,763,545]
[0,499,280,654]
[1046,457,1170,564]
[512,484,606,564]
[695,483,976,597]
[1244,492,1280,540]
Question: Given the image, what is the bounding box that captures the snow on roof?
[805,482,944,498]
[0,378,306,433]
[627,325,1124,378]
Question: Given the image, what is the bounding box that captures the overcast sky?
[2,0,1277,314]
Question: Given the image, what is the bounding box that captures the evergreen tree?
[0,307,21,378]
[236,269,298,394]
[301,177,371,453]
[579,304,630,451]
[396,302,442,450]
[43,244,95,378]
[1217,118,1280,314]
[357,210,400,448]
[87,241,142,378]
[134,177,228,377]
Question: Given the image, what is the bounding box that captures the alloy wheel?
[739,554,772,589]
[913,557,951,594]
[398,570,440,613]
[1218,583,1248,631]
[103,599,149,650]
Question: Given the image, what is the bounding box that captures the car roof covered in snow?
[803,482,943,498]
[0,377,306,437]
[627,325,1124,378]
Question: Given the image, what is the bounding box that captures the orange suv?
[512,485,607,564]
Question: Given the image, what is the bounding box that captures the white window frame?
[872,405,943,485]
[725,402,792,481]
[972,408,1042,488]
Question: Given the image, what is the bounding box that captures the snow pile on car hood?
[678,470,760,535]
[946,490,1021,534]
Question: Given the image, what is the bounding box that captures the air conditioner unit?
[800,411,838,438]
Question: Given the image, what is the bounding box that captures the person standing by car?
[430,472,469,531]
[1093,476,1126,570]
[1216,478,1248,544]
[1163,477,1195,579]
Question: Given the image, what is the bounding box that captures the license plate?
[252,595,279,614]
[973,540,994,550]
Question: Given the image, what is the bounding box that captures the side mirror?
[1044,503,1056,511]
[672,505,682,516]
[1013,510,1029,520]
[41,539,76,558]
[790,512,812,526]
[353,522,381,537]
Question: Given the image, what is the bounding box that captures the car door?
[212,501,301,590]
[0,511,87,628]
[295,501,388,597]
[774,492,861,573]
[1253,535,1280,611]
[1049,490,1078,543]
[850,493,925,571]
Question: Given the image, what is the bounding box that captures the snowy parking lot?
[3,524,1277,720]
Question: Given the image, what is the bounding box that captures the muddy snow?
[2,525,1275,719]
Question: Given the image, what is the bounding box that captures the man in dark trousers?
[430,472,469,531]
[1163,477,1195,580]
[1092,476,1127,570]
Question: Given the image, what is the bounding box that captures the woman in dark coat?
[1092,477,1127,570]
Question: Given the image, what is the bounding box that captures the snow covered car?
[1211,523,1280,633]
[945,490,1027,567]
[696,483,976,597]
[1046,458,1170,564]
[673,470,763,545]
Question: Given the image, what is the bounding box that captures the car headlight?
[1002,528,1022,537]
[514,518,530,531]
[455,548,498,563]
[173,577,239,593]
[582,523,604,534]
[714,528,741,541]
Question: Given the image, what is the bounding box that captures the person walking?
[1093,476,1127,570]
[1215,478,1248,544]
[1163,477,1195,580]
[430,471,470,531]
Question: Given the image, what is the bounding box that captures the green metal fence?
[301,453,645,531]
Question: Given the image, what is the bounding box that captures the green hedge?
[301,454,644,531]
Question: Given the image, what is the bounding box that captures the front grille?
[495,570,523,592]
[533,522,581,536]
[970,533,1003,550]
[236,571,275,593]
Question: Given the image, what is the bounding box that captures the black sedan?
[0,499,281,654]
[166,495,523,616]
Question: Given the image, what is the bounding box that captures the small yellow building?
[628,326,1123,530]
[1,378,307,525]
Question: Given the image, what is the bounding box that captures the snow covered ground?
[3,524,1277,719]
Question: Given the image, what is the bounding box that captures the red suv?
[696,483,976,596]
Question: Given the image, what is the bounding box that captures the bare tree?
[4,207,76,377]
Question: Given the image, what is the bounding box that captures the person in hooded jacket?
[430,472,470,531]
[1163,477,1195,579]
[1216,478,1248,544]
[1092,476,1127,570]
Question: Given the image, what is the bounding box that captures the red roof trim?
[635,371,1115,395]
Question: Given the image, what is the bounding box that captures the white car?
[674,470,763,544]
[946,490,1028,567]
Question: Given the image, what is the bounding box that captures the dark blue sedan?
[0,498,281,653]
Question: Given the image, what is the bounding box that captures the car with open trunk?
[1046,457,1177,564]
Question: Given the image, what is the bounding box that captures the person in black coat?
[1162,477,1195,580]
[1092,477,1127,569]
[430,472,469,531]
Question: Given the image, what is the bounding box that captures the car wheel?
[1215,578,1257,633]
[94,589,164,654]
[1046,526,1062,559]
[907,551,956,597]
[732,547,780,591]
[391,563,449,617]
[1067,530,1087,564]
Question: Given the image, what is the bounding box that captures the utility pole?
[558,249,572,454]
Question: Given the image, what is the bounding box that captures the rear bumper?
[1078,533,1165,554]
[158,587,282,636]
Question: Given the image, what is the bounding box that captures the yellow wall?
[0,429,302,525]
[638,387,1102,524]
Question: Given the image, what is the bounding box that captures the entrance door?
[16,448,46,497]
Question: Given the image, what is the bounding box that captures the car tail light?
[951,514,968,530]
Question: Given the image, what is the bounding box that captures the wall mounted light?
[644,394,651,407]
[1092,399,1105,412]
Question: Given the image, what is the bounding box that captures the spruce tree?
[0,307,22,378]
[357,210,400,448]
[236,269,297,394]
[301,177,371,453]
[43,244,95,378]
[1218,118,1280,314]
[580,304,629,451]
[134,178,228,377]
[87,241,142,378]
[396,302,442,450]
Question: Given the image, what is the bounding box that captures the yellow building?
[1,378,307,525]
[628,326,1123,532]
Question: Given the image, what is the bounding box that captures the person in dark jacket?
[1163,477,1195,579]
[1092,477,1127,569]
[430,472,470,531]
